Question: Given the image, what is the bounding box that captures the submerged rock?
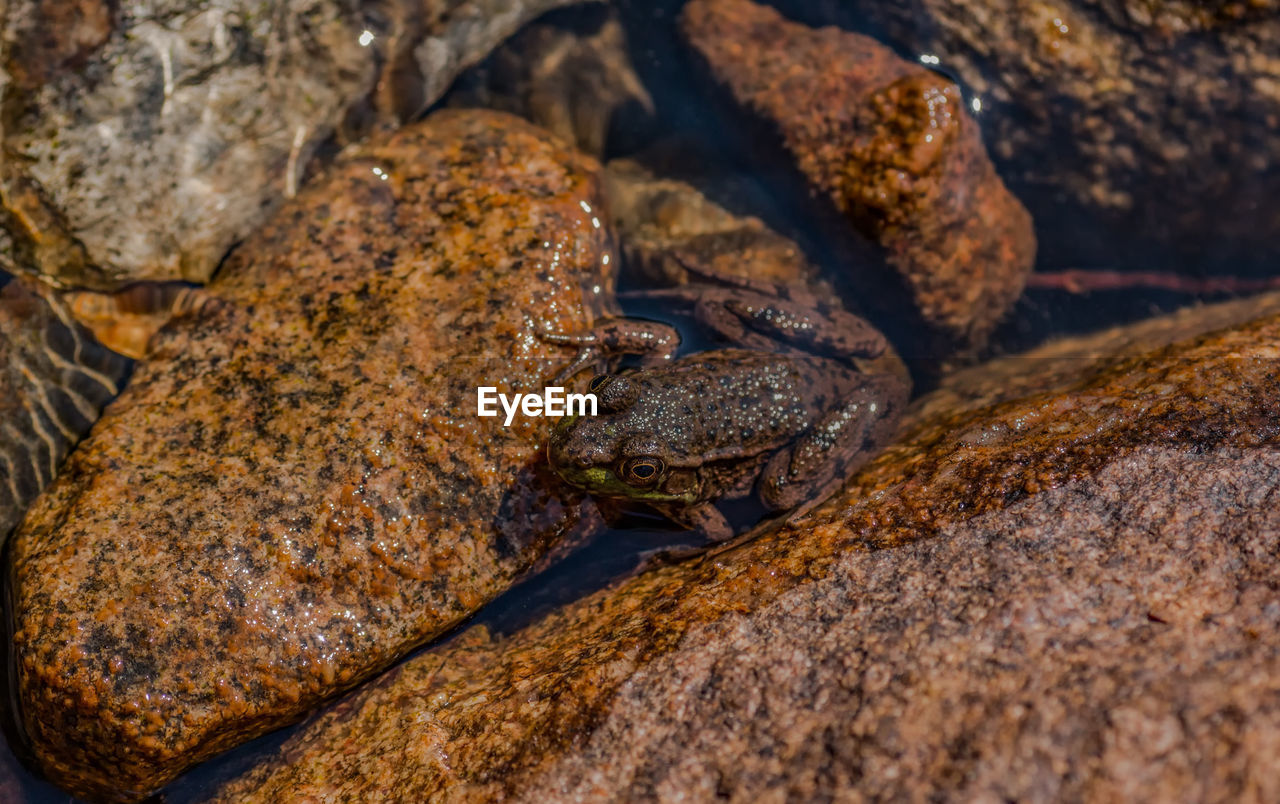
[0,276,130,539]
[0,0,586,289]
[447,5,655,157]
[680,0,1036,352]
[828,0,1280,273]
[214,290,1280,801]
[604,157,822,289]
[10,109,611,800]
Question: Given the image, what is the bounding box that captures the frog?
[544,266,910,543]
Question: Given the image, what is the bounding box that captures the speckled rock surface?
[680,0,1036,351]
[825,0,1280,273]
[10,109,612,801]
[212,291,1280,801]
[0,0,585,289]
[447,5,654,157]
[0,276,130,539]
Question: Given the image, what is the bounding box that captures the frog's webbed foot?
[540,318,680,384]
[758,374,907,513]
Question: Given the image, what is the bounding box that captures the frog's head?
[547,375,700,504]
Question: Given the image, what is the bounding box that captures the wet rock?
[821,0,1280,274]
[214,291,1280,801]
[0,0,586,289]
[10,109,611,801]
[0,276,130,539]
[680,0,1036,352]
[63,281,202,359]
[604,157,822,289]
[447,5,655,157]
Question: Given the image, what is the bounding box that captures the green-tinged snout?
[548,416,693,503]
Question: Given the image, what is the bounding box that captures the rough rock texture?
[0,0,585,289]
[213,291,1280,800]
[825,0,1280,272]
[0,276,130,539]
[10,109,612,801]
[447,5,654,157]
[681,0,1037,351]
[605,157,823,289]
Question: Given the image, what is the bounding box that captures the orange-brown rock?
[214,291,1280,801]
[10,109,611,801]
[833,0,1280,275]
[63,282,199,359]
[681,0,1036,351]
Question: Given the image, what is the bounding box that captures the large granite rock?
[821,0,1280,273]
[0,0,586,289]
[0,275,130,539]
[214,290,1280,800]
[10,109,611,801]
[680,0,1036,352]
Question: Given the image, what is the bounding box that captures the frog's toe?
[758,448,820,511]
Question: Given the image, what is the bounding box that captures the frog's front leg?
[542,318,680,384]
[757,373,907,517]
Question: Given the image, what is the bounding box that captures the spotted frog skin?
[546,268,909,542]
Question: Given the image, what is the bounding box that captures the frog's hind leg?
[695,291,888,361]
[757,374,906,515]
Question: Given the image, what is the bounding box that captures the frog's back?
[626,349,846,465]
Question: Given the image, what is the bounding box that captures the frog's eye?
[588,374,611,393]
[599,375,639,412]
[621,457,664,486]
